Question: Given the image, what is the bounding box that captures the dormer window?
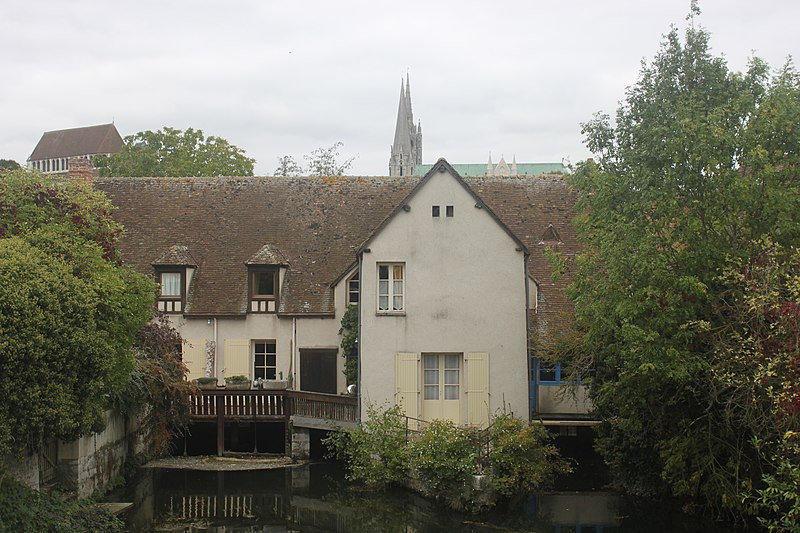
[249,268,278,313]
[152,245,196,315]
[156,269,185,313]
[246,244,288,314]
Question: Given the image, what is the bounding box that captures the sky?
[1,0,799,176]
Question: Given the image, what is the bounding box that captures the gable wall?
[359,169,529,422]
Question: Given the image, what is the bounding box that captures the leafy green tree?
[0,169,155,456]
[273,155,302,177]
[339,304,358,385]
[562,12,800,519]
[304,142,355,176]
[95,127,255,177]
[0,159,20,171]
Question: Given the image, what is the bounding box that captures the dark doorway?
[299,348,337,393]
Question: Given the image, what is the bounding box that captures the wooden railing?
[189,390,288,420]
[189,389,357,424]
[287,391,358,424]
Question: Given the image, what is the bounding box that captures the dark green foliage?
[0,159,20,171]
[324,404,410,487]
[563,12,800,524]
[95,127,255,177]
[0,476,123,532]
[324,407,566,511]
[0,169,155,456]
[114,316,195,457]
[339,304,358,385]
[487,415,567,497]
[408,419,476,503]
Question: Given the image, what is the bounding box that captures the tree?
[562,13,800,521]
[0,169,155,456]
[0,159,20,172]
[303,142,355,176]
[273,155,302,177]
[95,127,255,177]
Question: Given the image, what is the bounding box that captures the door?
[299,348,337,394]
[422,353,462,423]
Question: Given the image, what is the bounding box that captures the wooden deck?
[188,389,358,456]
[189,389,357,423]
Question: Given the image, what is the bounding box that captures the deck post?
[216,394,224,457]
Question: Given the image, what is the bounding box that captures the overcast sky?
[2,0,798,176]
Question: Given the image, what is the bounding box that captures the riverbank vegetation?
[324,405,568,512]
[0,476,123,532]
[0,169,193,526]
[546,6,800,529]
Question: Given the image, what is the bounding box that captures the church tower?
[389,75,422,176]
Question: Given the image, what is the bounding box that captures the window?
[347,272,359,305]
[432,205,440,217]
[160,272,181,296]
[249,268,278,313]
[156,270,183,313]
[423,353,461,400]
[378,263,404,312]
[252,270,276,298]
[539,362,560,383]
[446,205,454,217]
[254,341,277,380]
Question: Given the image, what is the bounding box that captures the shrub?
[408,420,476,502]
[324,404,410,487]
[225,375,249,382]
[325,406,569,511]
[0,476,123,532]
[487,414,570,497]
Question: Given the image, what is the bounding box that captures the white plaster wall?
[168,303,345,393]
[360,169,529,421]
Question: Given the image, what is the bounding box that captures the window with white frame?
[423,353,461,400]
[377,263,404,312]
[253,340,277,380]
[347,272,359,305]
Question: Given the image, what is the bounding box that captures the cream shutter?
[223,339,251,378]
[466,352,490,427]
[183,339,207,380]
[395,352,420,420]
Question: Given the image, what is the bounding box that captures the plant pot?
[261,379,288,390]
[195,378,218,390]
[225,380,251,390]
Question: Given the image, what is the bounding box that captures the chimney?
[68,157,94,182]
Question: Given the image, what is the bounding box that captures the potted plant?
[225,375,251,390]
[195,376,218,390]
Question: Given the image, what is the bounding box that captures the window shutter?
[224,339,251,378]
[183,339,207,380]
[466,352,490,427]
[395,352,420,420]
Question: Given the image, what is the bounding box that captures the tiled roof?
[96,171,578,322]
[29,123,123,161]
[415,162,569,176]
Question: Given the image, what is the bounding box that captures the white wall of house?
[359,168,529,426]
[168,278,349,394]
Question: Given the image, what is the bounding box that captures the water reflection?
[122,463,733,532]
[123,463,623,532]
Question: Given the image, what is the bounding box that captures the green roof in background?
[414,162,569,176]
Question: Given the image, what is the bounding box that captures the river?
[117,460,735,532]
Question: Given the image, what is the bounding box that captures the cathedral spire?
[389,75,422,176]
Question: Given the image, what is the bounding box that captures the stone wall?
[1,451,39,490]
[57,410,132,496]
